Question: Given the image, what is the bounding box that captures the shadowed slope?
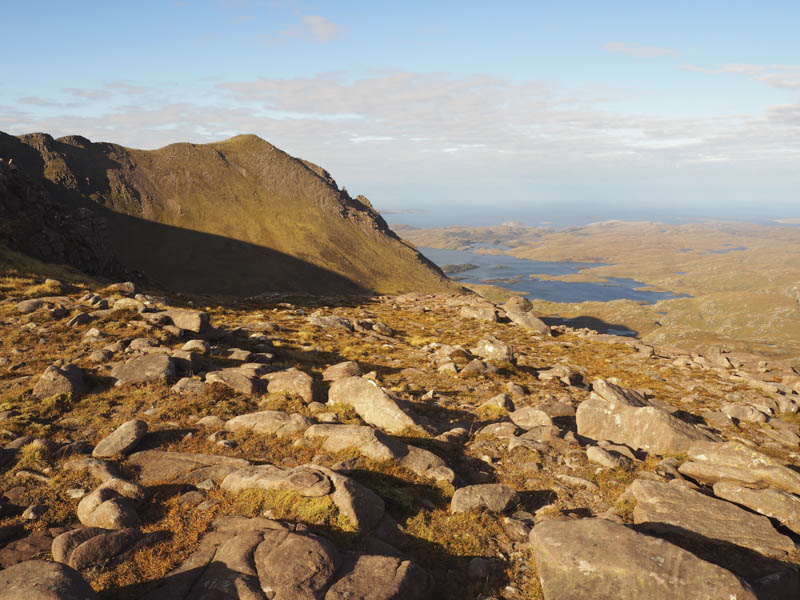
[0,131,456,295]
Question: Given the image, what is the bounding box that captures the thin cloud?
[62,88,112,101]
[682,62,800,90]
[279,15,345,44]
[104,81,152,95]
[603,42,678,58]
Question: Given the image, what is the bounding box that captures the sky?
[2,0,799,222]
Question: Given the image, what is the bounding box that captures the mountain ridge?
[0,130,456,296]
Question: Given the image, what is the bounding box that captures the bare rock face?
[0,559,100,600]
[266,367,315,402]
[327,377,423,434]
[126,450,250,485]
[32,364,87,400]
[713,481,800,535]
[225,410,311,437]
[92,419,148,458]
[576,380,715,455]
[530,518,756,600]
[629,478,795,558]
[450,484,518,514]
[325,553,434,600]
[111,354,176,386]
[678,441,800,495]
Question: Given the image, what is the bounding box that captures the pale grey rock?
[205,370,261,395]
[92,419,147,458]
[266,367,315,403]
[460,305,497,322]
[587,445,631,469]
[309,312,354,331]
[713,481,800,535]
[32,364,87,400]
[111,354,176,386]
[450,484,518,513]
[629,478,795,557]
[473,336,516,362]
[126,450,250,485]
[576,379,715,455]
[509,406,553,429]
[328,376,422,434]
[722,402,769,423]
[323,361,361,381]
[506,309,550,334]
[530,518,756,600]
[170,377,206,396]
[180,339,210,355]
[162,308,210,333]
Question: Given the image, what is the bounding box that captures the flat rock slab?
[450,484,518,513]
[328,376,423,434]
[530,518,756,600]
[576,380,715,455]
[679,441,800,495]
[713,481,800,535]
[225,410,311,437]
[305,424,454,483]
[0,559,100,600]
[112,354,176,386]
[629,479,795,557]
[92,419,148,458]
[325,553,433,600]
[126,450,250,485]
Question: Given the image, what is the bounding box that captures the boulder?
[180,339,210,355]
[111,354,176,386]
[629,478,795,557]
[92,419,148,458]
[459,305,497,322]
[225,411,311,438]
[506,309,550,334]
[530,518,756,600]
[325,554,433,600]
[678,441,800,495]
[713,481,800,535]
[576,380,715,455]
[502,296,532,313]
[309,313,354,331]
[322,361,361,381]
[205,370,261,395]
[509,406,553,429]
[0,559,100,600]
[161,308,209,333]
[327,377,423,434]
[450,484,518,513]
[32,364,87,400]
[266,367,315,402]
[473,336,516,363]
[587,445,631,469]
[52,527,157,571]
[15,299,44,314]
[76,479,144,530]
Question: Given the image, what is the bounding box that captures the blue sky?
[2,1,799,220]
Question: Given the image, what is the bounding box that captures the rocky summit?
[0,267,798,599]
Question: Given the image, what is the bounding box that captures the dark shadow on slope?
[541,315,640,338]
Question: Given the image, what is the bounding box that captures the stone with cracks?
[629,478,795,557]
[450,484,518,513]
[325,554,433,600]
[225,410,311,438]
[713,481,800,535]
[92,419,148,458]
[576,380,715,455]
[126,450,250,485]
[0,559,100,600]
[678,441,800,495]
[327,376,423,434]
[111,354,176,386]
[530,518,756,600]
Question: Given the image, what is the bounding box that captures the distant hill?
[0,131,456,296]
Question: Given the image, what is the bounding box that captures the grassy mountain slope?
[0,131,456,296]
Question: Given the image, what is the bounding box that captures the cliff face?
[0,131,456,296]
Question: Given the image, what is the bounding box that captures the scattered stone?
[266,367,315,402]
[473,336,516,363]
[205,370,260,395]
[460,305,497,322]
[328,377,423,434]
[92,419,148,458]
[509,406,553,429]
[322,361,361,381]
[587,445,631,469]
[530,518,756,600]
[76,479,144,530]
[309,312,354,331]
[111,354,176,386]
[32,364,87,400]
[225,411,311,438]
[505,309,550,334]
[325,553,433,600]
[450,484,518,513]
[15,299,44,314]
[180,339,210,355]
[161,308,210,333]
[170,377,206,395]
[126,450,250,485]
[722,402,769,423]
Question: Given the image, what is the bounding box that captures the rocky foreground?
[0,277,798,599]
